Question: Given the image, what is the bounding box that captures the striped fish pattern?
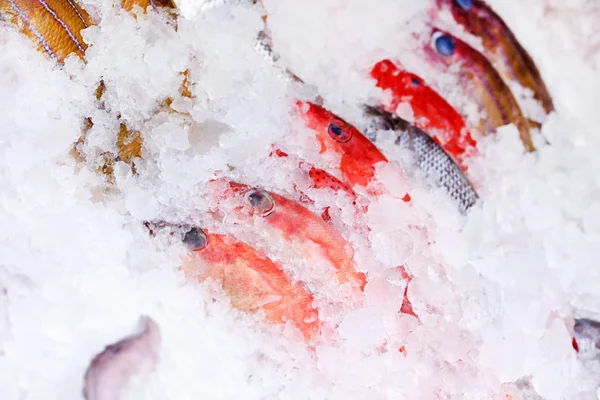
[0,0,92,63]
[0,0,176,64]
[436,0,554,115]
[426,29,536,152]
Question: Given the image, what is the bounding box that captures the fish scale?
[365,106,478,213]
[396,123,478,213]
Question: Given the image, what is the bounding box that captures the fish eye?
[183,227,208,251]
[411,77,421,86]
[433,33,456,58]
[245,189,276,217]
[327,120,353,143]
[454,0,473,11]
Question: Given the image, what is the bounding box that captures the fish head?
[370,58,475,157]
[573,318,600,359]
[423,28,468,69]
[434,0,477,22]
[435,0,500,37]
[294,101,388,188]
[208,179,277,220]
[371,60,425,106]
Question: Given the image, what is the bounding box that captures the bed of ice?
[0,0,599,398]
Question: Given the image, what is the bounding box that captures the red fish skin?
[370,59,478,170]
[209,179,368,293]
[270,147,358,205]
[433,0,554,115]
[295,101,390,189]
[424,28,536,152]
[308,167,358,203]
[181,230,321,340]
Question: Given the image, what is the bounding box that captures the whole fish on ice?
[370,59,477,170]
[424,28,536,152]
[364,105,479,214]
[179,225,321,340]
[432,0,554,115]
[208,179,368,293]
[145,221,321,340]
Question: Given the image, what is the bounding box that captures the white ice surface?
[0,0,599,399]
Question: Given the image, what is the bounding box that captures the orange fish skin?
[296,101,389,189]
[425,29,535,152]
[435,0,554,114]
[0,0,176,64]
[180,228,320,340]
[370,59,477,170]
[119,0,176,12]
[210,180,367,293]
[0,0,93,63]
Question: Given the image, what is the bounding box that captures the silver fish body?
[364,106,478,214]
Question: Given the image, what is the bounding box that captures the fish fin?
[527,119,542,130]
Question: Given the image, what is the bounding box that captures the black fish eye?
[245,189,276,217]
[434,33,457,58]
[327,119,353,143]
[183,227,208,251]
[329,124,343,136]
[454,0,473,11]
[411,77,420,86]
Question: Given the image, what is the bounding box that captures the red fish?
[295,101,390,189]
[180,227,320,340]
[433,0,554,115]
[370,59,477,170]
[209,179,367,292]
[270,148,358,205]
[424,28,536,152]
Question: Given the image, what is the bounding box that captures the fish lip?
[144,220,209,250]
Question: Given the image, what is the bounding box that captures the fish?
[364,105,479,214]
[119,0,177,12]
[208,179,368,292]
[371,59,478,170]
[270,147,366,229]
[83,316,160,400]
[572,318,600,359]
[424,28,536,152]
[269,148,358,206]
[0,0,93,63]
[295,101,390,189]
[179,226,321,340]
[433,0,554,115]
[0,0,182,180]
[0,0,175,65]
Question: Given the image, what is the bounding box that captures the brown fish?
[424,29,535,152]
[434,0,554,114]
